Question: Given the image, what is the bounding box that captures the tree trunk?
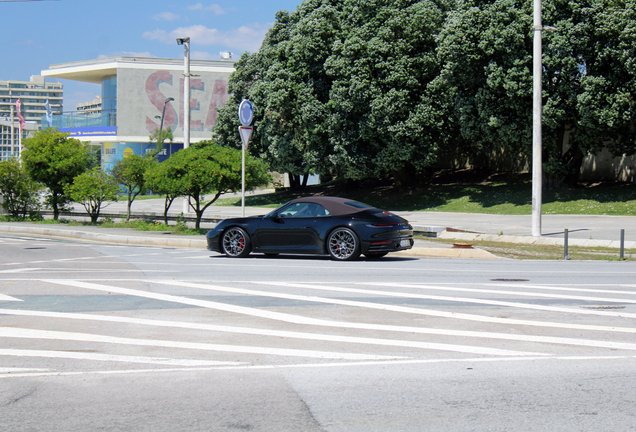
[563,142,584,186]
[392,164,416,190]
[126,190,133,221]
[288,173,301,190]
[52,193,60,220]
[194,197,202,230]
[163,196,174,225]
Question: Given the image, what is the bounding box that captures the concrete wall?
[117,67,230,139]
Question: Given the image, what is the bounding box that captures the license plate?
[400,239,411,247]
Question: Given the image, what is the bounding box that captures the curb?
[0,225,207,249]
[438,231,636,249]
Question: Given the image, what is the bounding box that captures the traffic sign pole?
[242,143,245,216]
[238,100,254,217]
[238,126,253,217]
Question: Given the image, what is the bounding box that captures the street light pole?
[159,97,174,135]
[177,37,191,150]
[177,37,191,216]
[532,0,543,237]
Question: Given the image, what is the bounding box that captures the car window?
[315,205,331,217]
[279,202,321,218]
[344,201,374,209]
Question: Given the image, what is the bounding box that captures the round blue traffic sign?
[238,99,254,126]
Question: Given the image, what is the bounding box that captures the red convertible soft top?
[289,196,375,216]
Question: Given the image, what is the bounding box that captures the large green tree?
[326,0,448,186]
[216,1,343,189]
[155,142,271,229]
[436,0,636,186]
[434,0,534,170]
[554,0,636,184]
[22,129,88,219]
[215,0,636,188]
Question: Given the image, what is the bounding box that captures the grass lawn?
[211,174,636,216]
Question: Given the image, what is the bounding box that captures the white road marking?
[33,279,636,355]
[484,283,636,297]
[0,294,22,302]
[0,308,561,356]
[249,281,636,319]
[40,279,551,356]
[0,268,46,274]
[0,355,632,380]
[160,280,636,333]
[11,278,636,335]
[372,282,636,303]
[0,327,403,361]
[0,367,50,373]
[1,258,121,266]
[0,269,173,274]
[2,307,636,353]
[0,348,243,367]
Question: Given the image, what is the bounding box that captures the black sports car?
[206,196,414,260]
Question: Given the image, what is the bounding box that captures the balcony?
[42,110,116,129]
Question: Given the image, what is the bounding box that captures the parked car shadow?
[208,254,418,262]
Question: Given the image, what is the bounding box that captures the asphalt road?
[1,234,636,431]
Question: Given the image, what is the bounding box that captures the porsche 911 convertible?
[206,196,414,260]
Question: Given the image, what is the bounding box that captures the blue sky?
[0,0,303,110]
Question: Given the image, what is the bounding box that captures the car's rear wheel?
[364,252,388,259]
[222,227,251,258]
[327,228,361,261]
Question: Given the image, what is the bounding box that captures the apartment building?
[0,118,38,161]
[0,75,62,161]
[77,98,102,114]
[0,75,63,123]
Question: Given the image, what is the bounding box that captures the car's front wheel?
[222,227,251,258]
[327,228,361,261]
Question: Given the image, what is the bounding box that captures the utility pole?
[177,37,191,216]
[532,0,543,237]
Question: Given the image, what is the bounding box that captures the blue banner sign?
[60,126,117,137]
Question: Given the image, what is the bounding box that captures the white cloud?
[143,23,268,53]
[187,3,226,14]
[153,12,181,21]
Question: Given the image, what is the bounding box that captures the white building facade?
[41,57,235,170]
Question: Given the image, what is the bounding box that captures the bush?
[0,159,42,218]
